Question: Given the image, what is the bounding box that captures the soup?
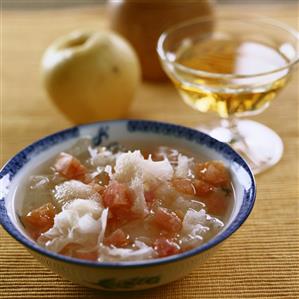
[20,138,233,262]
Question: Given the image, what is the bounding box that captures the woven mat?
[1,3,298,299]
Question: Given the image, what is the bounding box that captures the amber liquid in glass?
[174,39,290,118]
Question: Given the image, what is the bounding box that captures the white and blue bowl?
[0,120,255,291]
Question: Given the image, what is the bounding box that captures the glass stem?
[221,117,267,168]
[220,116,243,145]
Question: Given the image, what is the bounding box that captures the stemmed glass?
[157,16,299,174]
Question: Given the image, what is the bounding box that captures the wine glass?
[157,16,299,174]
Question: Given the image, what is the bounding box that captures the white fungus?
[175,154,193,178]
[98,240,155,262]
[39,204,108,254]
[53,180,101,208]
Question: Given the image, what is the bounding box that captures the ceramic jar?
[107,0,215,81]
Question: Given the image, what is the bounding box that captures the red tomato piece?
[192,179,214,196]
[172,178,196,196]
[103,181,138,227]
[152,207,182,234]
[54,152,87,181]
[144,190,156,207]
[153,238,180,257]
[172,177,214,198]
[22,203,56,240]
[103,181,133,209]
[200,191,228,216]
[104,228,129,247]
[195,161,230,188]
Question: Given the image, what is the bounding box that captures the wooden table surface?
[1,2,298,298]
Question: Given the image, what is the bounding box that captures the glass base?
[198,119,283,175]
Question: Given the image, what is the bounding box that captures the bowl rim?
[157,15,299,79]
[0,119,256,268]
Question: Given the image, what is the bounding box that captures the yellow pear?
[41,30,140,123]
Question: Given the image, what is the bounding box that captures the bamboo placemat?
[1,3,298,298]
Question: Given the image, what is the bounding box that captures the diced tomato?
[54,152,87,181]
[195,161,230,188]
[144,190,156,207]
[200,191,228,216]
[172,178,196,195]
[103,181,133,209]
[172,177,214,198]
[107,210,139,231]
[104,228,129,247]
[60,243,98,261]
[22,203,56,240]
[103,181,137,227]
[192,179,214,196]
[152,207,182,234]
[153,238,180,257]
